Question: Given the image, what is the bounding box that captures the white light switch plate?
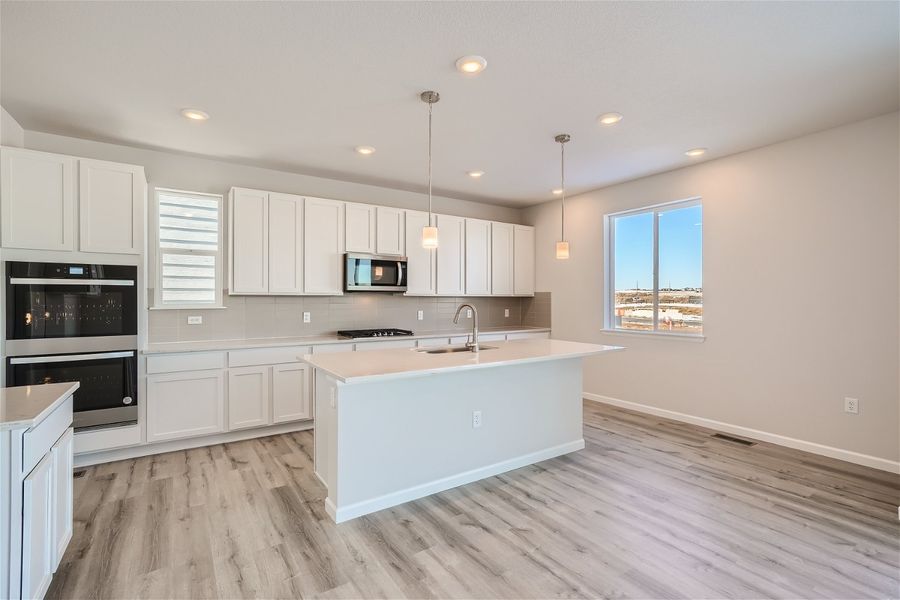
[466,309,472,318]
[187,316,202,325]
[417,310,424,321]
[303,312,311,323]
[504,308,510,318]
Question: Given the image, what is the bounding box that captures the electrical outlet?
[187,316,202,325]
[466,308,473,318]
[417,310,424,321]
[303,312,311,324]
[844,397,859,414]
[472,410,482,429]
[329,387,336,409]
[504,308,510,318]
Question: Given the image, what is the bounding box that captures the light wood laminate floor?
[47,401,899,599]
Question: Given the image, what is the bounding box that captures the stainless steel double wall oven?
[5,261,138,430]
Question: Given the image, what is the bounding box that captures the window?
[152,188,223,308]
[606,198,702,334]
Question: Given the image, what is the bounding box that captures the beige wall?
[1,106,24,147]
[524,112,900,464]
[22,131,523,223]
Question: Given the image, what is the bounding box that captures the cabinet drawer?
[22,396,73,475]
[354,340,416,352]
[506,331,550,341]
[228,346,313,367]
[147,352,226,374]
[312,343,354,354]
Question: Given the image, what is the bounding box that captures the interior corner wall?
[524,111,900,464]
[1,106,25,147]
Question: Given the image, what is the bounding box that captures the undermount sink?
[415,345,498,354]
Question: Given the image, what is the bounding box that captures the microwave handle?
[9,351,135,365]
[397,262,403,285]
[9,277,135,286]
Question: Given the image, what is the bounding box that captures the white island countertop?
[0,382,80,431]
[304,338,623,384]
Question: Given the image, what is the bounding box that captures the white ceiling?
[2,1,897,207]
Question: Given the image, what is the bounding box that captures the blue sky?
[614,205,702,290]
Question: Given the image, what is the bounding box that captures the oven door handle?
[9,277,135,286]
[9,351,136,365]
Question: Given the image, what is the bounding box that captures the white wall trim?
[329,439,585,523]
[584,393,900,475]
[74,420,312,467]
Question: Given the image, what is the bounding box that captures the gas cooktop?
[337,328,414,339]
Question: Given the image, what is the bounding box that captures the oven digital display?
[69,266,84,275]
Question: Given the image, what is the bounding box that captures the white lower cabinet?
[51,428,74,571]
[21,453,53,600]
[228,366,270,430]
[147,370,226,442]
[272,363,311,423]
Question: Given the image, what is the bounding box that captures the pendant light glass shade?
[421,91,440,249]
[422,225,439,249]
[555,134,571,260]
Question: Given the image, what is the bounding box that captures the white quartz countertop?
[142,326,550,355]
[303,338,624,384]
[0,382,80,431]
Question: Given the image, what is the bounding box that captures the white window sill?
[149,305,227,311]
[599,328,705,342]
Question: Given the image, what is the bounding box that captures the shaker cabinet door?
[79,159,144,254]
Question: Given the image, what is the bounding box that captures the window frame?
[150,187,225,310]
[604,196,703,336]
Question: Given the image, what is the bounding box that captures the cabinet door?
[0,147,75,251]
[375,206,404,256]
[22,453,53,600]
[79,159,144,254]
[147,370,225,442]
[51,427,74,572]
[465,218,492,295]
[229,188,269,294]
[268,192,304,294]
[514,225,535,296]
[404,210,435,295]
[491,222,514,295]
[345,202,376,253]
[436,214,465,295]
[303,197,345,294]
[228,366,271,430]
[272,363,311,423]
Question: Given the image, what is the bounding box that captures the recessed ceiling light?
[552,188,563,195]
[355,146,376,155]
[467,170,485,178]
[597,112,623,126]
[685,147,707,157]
[180,108,209,121]
[456,55,487,74]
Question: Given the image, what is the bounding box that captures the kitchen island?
[304,338,623,523]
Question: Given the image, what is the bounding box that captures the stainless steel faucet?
[453,303,479,352]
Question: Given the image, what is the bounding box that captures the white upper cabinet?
[465,218,492,295]
[304,197,345,295]
[78,159,144,254]
[229,188,269,294]
[436,214,465,295]
[514,225,536,296]
[375,206,405,256]
[268,192,304,294]
[404,210,435,295]
[491,222,515,295]
[1,147,75,251]
[345,202,376,254]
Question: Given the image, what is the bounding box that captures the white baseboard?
[329,439,585,523]
[74,421,313,467]
[584,393,900,475]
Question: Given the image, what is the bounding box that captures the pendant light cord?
[427,101,433,225]
[560,141,566,241]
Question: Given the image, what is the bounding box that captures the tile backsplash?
[148,292,550,343]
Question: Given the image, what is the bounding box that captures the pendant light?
[421,90,440,249]
[555,133,571,259]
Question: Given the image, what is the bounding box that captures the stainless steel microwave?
[345,253,407,292]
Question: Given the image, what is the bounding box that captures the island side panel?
[329,357,584,522]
